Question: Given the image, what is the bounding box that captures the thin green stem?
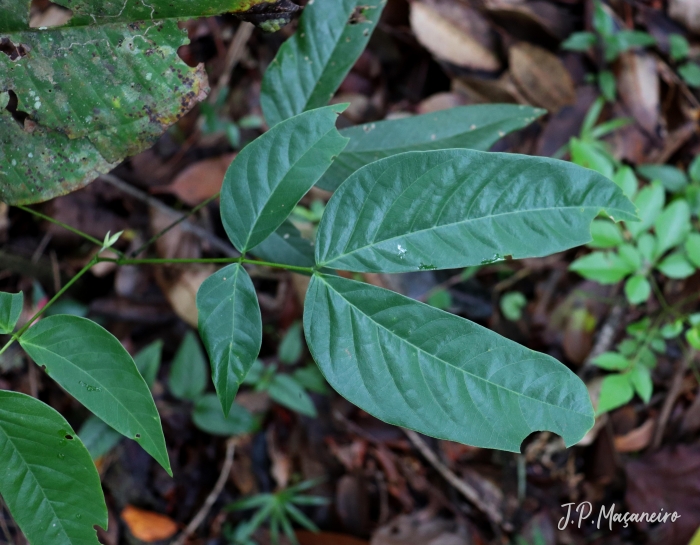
[0,257,98,356]
[16,204,126,259]
[130,192,221,257]
[97,256,315,274]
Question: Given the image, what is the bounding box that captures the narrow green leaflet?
[197,264,262,415]
[251,220,316,268]
[0,291,23,334]
[19,316,171,474]
[654,200,691,256]
[78,415,123,461]
[316,150,637,273]
[268,374,317,417]
[221,105,349,252]
[134,339,163,390]
[192,394,257,436]
[168,331,208,401]
[0,390,107,545]
[261,0,386,128]
[304,274,595,451]
[316,105,545,192]
[0,0,297,205]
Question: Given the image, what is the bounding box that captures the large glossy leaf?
[19,316,171,474]
[0,390,107,545]
[261,0,386,128]
[0,291,23,334]
[315,150,638,272]
[221,105,348,252]
[0,0,297,205]
[304,274,595,451]
[316,105,545,191]
[251,220,316,268]
[197,264,262,415]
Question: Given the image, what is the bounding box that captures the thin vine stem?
[0,257,98,356]
[97,256,315,275]
[16,205,126,259]
[129,192,221,258]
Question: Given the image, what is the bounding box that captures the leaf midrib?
[19,340,164,461]
[317,274,591,419]
[320,204,629,267]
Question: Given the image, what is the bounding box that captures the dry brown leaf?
[485,0,573,42]
[30,5,73,28]
[120,505,178,543]
[154,265,213,328]
[417,92,467,114]
[297,531,369,545]
[614,417,655,453]
[509,43,575,112]
[151,154,234,206]
[372,514,468,545]
[617,52,661,137]
[669,0,700,34]
[409,0,500,71]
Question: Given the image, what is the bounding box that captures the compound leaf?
[221,105,348,253]
[317,105,545,191]
[261,0,386,127]
[0,390,107,545]
[316,150,637,272]
[304,274,595,451]
[0,0,297,205]
[19,315,171,475]
[197,264,262,415]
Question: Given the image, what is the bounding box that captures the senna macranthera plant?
[0,1,638,544]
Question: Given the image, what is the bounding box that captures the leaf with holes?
[317,105,545,191]
[221,105,348,253]
[0,390,107,545]
[261,0,386,127]
[197,264,262,415]
[304,274,595,451]
[19,315,171,474]
[0,0,299,205]
[315,150,637,273]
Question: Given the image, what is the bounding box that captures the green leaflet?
[197,264,262,415]
[78,415,123,461]
[0,390,107,545]
[168,331,208,401]
[192,394,257,436]
[316,105,546,192]
[0,0,297,205]
[19,316,171,475]
[252,220,316,269]
[134,339,163,390]
[304,274,595,451]
[261,0,386,128]
[221,105,349,253]
[315,150,637,272]
[268,374,317,417]
[0,291,23,334]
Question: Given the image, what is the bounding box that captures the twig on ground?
[99,174,238,258]
[580,301,626,375]
[401,428,504,528]
[652,350,696,449]
[210,22,255,105]
[172,437,237,545]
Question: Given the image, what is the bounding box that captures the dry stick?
[172,438,237,545]
[652,350,695,450]
[99,174,238,258]
[209,22,255,105]
[401,428,504,528]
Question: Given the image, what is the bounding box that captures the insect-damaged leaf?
[304,274,595,451]
[0,0,298,205]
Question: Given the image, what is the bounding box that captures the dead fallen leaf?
[29,5,73,28]
[417,92,468,114]
[625,445,700,544]
[154,265,213,328]
[669,0,700,34]
[297,531,369,545]
[410,0,501,71]
[509,43,576,112]
[372,514,468,545]
[614,418,655,453]
[617,51,661,137]
[151,154,234,206]
[120,505,178,543]
[485,0,573,43]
